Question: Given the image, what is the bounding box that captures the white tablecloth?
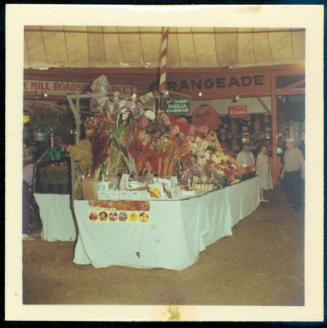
[73,177,260,270]
[34,194,77,242]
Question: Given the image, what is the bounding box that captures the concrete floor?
[23,187,304,305]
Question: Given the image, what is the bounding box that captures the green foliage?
[30,106,61,133]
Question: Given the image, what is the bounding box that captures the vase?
[108,175,120,190]
[81,177,97,200]
[33,131,47,142]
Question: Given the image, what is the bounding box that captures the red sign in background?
[192,105,221,131]
[228,105,248,118]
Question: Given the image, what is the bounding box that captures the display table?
[73,177,260,270]
[34,194,76,242]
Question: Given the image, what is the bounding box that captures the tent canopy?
[24,26,305,69]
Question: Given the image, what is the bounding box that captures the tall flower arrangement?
[68,75,241,187]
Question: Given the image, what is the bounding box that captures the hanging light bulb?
[231,94,240,103]
[198,91,203,97]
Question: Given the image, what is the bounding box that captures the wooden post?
[67,95,81,144]
[271,73,278,184]
[66,94,81,200]
[75,96,81,144]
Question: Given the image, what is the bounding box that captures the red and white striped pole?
[159,26,169,93]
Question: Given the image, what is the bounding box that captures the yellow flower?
[144,110,156,121]
[23,114,30,124]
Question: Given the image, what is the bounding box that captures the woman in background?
[256,144,273,202]
[273,150,283,186]
[23,148,35,239]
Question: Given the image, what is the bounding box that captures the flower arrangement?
[67,76,242,195]
[188,130,240,185]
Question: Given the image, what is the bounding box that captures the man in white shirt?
[281,139,305,210]
[236,143,255,167]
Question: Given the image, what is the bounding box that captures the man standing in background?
[236,143,255,168]
[281,138,305,211]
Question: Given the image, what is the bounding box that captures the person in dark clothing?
[22,180,31,234]
[281,139,305,210]
[23,148,42,239]
[299,132,305,158]
[23,151,34,238]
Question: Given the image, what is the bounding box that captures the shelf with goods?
[216,113,272,157]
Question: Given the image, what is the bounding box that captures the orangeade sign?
[166,75,265,91]
[148,73,271,98]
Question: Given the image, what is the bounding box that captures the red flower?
[169,116,190,134]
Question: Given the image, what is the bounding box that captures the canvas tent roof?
[24,26,305,69]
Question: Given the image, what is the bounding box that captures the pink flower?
[197,125,209,137]
[189,125,197,136]
[138,115,149,128]
[169,125,180,138]
[186,135,195,143]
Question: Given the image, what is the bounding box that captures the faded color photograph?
[22,25,306,307]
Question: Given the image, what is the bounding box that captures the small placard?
[163,96,190,115]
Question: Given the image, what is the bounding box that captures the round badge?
[119,212,127,221]
[99,211,108,221]
[128,212,138,222]
[109,212,118,221]
[89,211,98,221]
[139,212,149,223]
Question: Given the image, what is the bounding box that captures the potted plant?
[67,139,97,200]
[29,106,60,142]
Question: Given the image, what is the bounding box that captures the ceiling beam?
[276,89,305,96]
[24,63,305,76]
[256,96,271,115]
[278,78,305,91]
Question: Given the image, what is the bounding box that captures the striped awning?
[24,26,305,69]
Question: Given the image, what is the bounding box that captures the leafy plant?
[29,106,61,133]
[67,139,93,177]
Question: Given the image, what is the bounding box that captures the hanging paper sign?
[24,80,137,96]
[192,105,220,131]
[228,105,248,118]
[163,96,190,115]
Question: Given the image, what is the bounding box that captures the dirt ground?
[23,186,304,305]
